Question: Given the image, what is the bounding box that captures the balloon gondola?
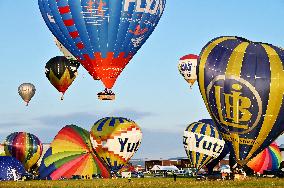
[97,88,115,101]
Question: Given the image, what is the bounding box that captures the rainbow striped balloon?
[247,142,282,174]
[90,117,142,173]
[4,132,43,171]
[39,125,110,180]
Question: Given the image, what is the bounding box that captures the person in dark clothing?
[173,173,177,181]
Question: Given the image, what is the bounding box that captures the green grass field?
[1,177,284,188]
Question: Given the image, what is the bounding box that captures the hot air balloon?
[197,36,284,166]
[0,156,27,181]
[54,37,76,61]
[197,119,230,174]
[247,142,282,174]
[18,83,36,106]
[4,132,43,172]
[178,54,199,88]
[90,117,142,174]
[183,121,225,172]
[38,0,166,100]
[39,125,110,180]
[45,56,80,100]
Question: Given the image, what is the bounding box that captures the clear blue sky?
[0,0,284,159]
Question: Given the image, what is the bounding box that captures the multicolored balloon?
[18,83,36,106]
[38,0,166,93]
[247,142,282,174]
[45,56,80,100]
[197,36,284,166]
[183,121,225,171]
[178,54,199,88]
[90,117,142,173]
[0,156,27,181]
[39,125,109,180]
[4,132,43,171]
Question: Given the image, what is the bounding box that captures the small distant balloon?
[178,54,199,88]
[18,83,36,106]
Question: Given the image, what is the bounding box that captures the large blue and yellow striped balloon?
[183,121,225,171]
[197,36,284,166]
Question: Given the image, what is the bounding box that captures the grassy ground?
[1,177,284,188]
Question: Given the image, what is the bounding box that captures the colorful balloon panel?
[45,56,80,95]
[0,156,27,181]
[247,142,282,174]
[197,36,284,165]
[178,54,198,87]
[90,117,142,173]
[183,122,225,171]
[38,0,166,89]
[4,132,43,171]
[39,125,110,180]
[18,83,36,106]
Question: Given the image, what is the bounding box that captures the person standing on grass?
[173,172,177,181]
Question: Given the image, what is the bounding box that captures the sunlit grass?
[1,177,284,188]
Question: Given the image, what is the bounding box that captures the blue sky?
[0,0,284,159]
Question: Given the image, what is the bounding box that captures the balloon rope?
[61,93,64,100]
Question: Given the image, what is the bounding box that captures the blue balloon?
[38,0,166,89]
[0,156,27,181]
[197,36,284,166]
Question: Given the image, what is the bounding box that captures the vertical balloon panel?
[197,36,284,165]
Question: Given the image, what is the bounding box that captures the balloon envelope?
[4,132,43,171]
[183,121,225,171]
[18,83,36,106]
[90,117,142,173]
[178,54,198,87]
[197,119,230,173]
[0,156,27,181]
[39,125,109,180]
[54,37,76,60]
[38,0,166,89]
[45,56,80,96]
[197,36,284,165]
[247,142,282,174]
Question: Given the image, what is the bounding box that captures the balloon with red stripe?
[38,0,166,97]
